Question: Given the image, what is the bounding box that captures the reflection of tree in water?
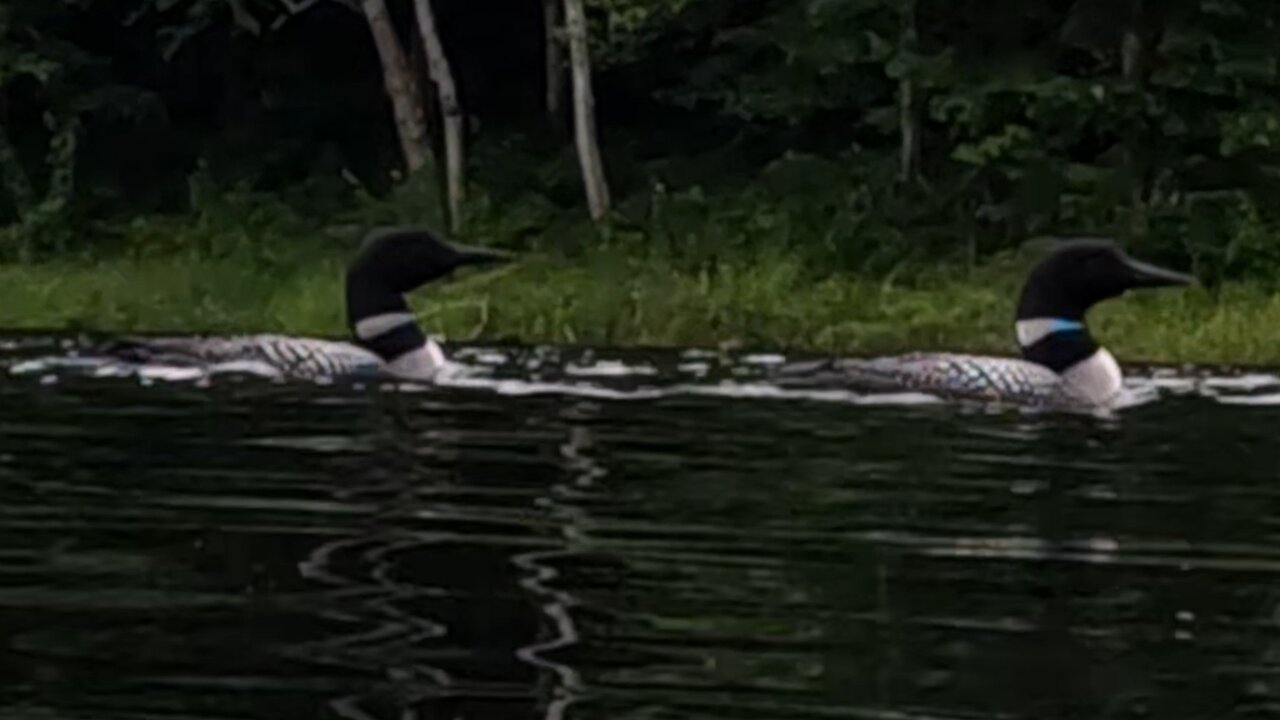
[514,402,604,720]
[287,389,1280,720]
[283,393,637,720]
[289,393,565,720]
[531,399,1280,720]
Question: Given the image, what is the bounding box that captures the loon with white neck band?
[797,238,1194,409]
[99,226,511,381]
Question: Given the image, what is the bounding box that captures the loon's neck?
[1015,317,1096,372]
[349,298,427,356]
[351,309,422,356]
[346,269,446,380]
[349,306,444,379]
[1016,316,1121,404]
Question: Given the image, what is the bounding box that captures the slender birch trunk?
[563,0,610,221]
[897,0,919,184]
[544,0,565,120]
[412,0,466,230]
[1122,0,1148,241]
[361,0,430,174]
[898,77,917,183]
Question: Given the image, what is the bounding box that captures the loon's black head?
[344,226,511,361]
[1015,238,1193,372]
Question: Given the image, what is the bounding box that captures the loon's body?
[101,334,386,380]
[823,348,1121,409]
[99,227,508,381]
[801,239,1193,409]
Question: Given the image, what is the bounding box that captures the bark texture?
[563,0,611,221]
[413,0,466,230]
[361,0,430,173]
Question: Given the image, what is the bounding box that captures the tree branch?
[270,0,357,30]
[228,0,262,35]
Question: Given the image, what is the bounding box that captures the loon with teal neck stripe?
[99,227,510,381]
[808,238,1194,409]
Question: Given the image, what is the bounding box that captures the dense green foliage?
[2,0,1280,324]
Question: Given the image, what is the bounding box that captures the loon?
[99,226,510,381]
[798,239,1194,409]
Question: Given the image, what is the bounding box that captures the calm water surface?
[2,333,1280,720]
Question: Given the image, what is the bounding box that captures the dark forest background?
[4,0,1280,287]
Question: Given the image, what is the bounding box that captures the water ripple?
[2,334,1279,719]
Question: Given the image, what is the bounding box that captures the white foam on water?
[10,339,1280,413]
[740,353,787,366]
[1111,384,1165,411]
[431,359,489,379]
[1134,376,1198,392]
[1199,373,1280,391]
[564,360,659,377]
[849,392,948,406]
[672,381,944,406]
[9,354,286,383]
[429,373,947,407]
[451,348,511,366]
[10,357,86,376]
[438,376,666,401]
[1214,393,1280,406]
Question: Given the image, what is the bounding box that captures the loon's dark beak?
[451,242,514,268]
[1123,256,1195,289]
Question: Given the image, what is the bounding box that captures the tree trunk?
[897,0,919,184]
[361,0,430,174]
[41,115,79,216]
[898,77,918,183]
[413,0,466,231]
[563,0,611,221]
[1121,29,1143,80]
[544,0,565,121]
[0,124,34,218]
[1121,0,1148,241]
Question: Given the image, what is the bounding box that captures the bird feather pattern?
[803,353,1090,408]
[100,335,383,380]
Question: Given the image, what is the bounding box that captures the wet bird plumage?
[830,352,1085,407]
[101,334,384,379]
[96,227,510,381]
[789,239,1194,409]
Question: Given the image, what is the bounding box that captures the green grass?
[2,243,1278,366]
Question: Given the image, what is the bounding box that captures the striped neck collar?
[1015,317,1085,349]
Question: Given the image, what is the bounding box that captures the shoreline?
[2,250,1278,367]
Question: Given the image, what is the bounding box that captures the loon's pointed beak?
[450,242,515,268]
[1123,256,1195,289]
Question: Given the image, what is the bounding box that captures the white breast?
[1060,348,1123,405]
[384,339,448,380]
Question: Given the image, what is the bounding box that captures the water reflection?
[2,337,1280,719]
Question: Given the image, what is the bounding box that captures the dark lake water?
[3,333,1280,720]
